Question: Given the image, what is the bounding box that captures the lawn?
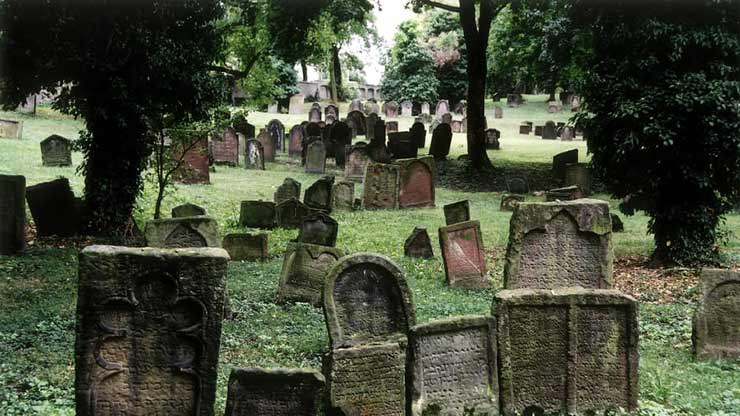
[0,96,738,415]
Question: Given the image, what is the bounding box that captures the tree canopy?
[380,21,439,103]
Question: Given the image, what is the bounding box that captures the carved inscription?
[362,163,400,210]
[225,369,324,416]
[398,161,433,208]
[164,224,207,248]
[439,221,487,289]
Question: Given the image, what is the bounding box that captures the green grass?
[1,97,738,415]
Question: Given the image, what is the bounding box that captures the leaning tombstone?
[429,123,453,161]
[276,198,311,229]
[564,163,591,195]
[277,242,345,306]
[211,127,239,166]
[172,202,206,218]
[40,135,73,167]
[692,269,740,360]
[239,201,276,229]
[332,181,355,211]
[144,216,220,248]
[75,245,229,416]
[542,121,558,140]
[0,119,23,139]
[552,148,579,180]
[394,156,435,209]
[257,128,276,162]
[297,213,338,247]
[0,175,26,255]
[304,176,334,213]
[244,139,266,170]
[225,368,325,416]
[439,220,487,289]
[500,194,525,212]
[274,178,302,205]
[404,227,434,259]
[222,233,268,261]
[494,288,639,416]
[362,162,401,210]
[26,177,79,237]
[410,122,427,148]
[504,199,613,290]
[443,200,470,225]
[305,140,327,174]
[344,144,369,182]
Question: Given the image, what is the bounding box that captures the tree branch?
[416,0,461,13]
[207,65,247,79]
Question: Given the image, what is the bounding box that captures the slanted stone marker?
[443,200,470,225]
[439,220,487,289]
[278,242,345,306]
[40,135,73,167]
[503,199,613,290]
[394,156,435,209]
[172,202,206,218]
[0,175,26,255]
[344,144,369,182]
[225,368,326,416]
[239,201,276,229]
[274,178,302,205]
[244,139,265,170]
[211,127,239,166]
[362,162,401,210]
[332,181,355,211]
[25,177,80,237]
[304,176,334,213]
[429,123,452,161]
[276,198,311,229]
[553,148,579,180]
[222,233,268,261]
[297,213,338,247]
[145,216,220,248]
[0,119,23,139]
[305,140,327,174]
[408,316,498,415]
[75,245,229,416]
[404,227,434,259]
[692,269,740,360]
[494,288,639,415]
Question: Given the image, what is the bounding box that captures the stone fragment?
[278,242,345,306]
[404,227,434,259]
[40,135,73,167]
[305,140,327,174]
[225,368,325,416]
[25,177,80,237]
[0,119,23,139]
[439,220,487,289]
[429,123,452,161]
[276,199,311,229]
[443,200,470,225]
[500,194,525,211]
[332,181,355,211]
[244,139,265,170]
[239,201,276,229]
[692,269,740,360]
[145,216,220,248]
[394,156,435,209]
[274,178,302,205]
[0,175,25,255]
[222,233,268,261]
[545,185,583,201]
[362,162,400,210]
[172,203,206,218]
[304,176,334,212]
[553,148,579,180]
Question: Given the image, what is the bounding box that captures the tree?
[421,9,468,106]
[0,0,227,235]
[571,0,740,265]
[380,21,439,103]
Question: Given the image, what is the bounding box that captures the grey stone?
[401,101,413,116]
[225,368,325,416]
[145,216,220,248]
[435,100,450,118]
[267,119,285,152]
[277,242,345,306]
[0,175,25,255]
[222,233,268,261]
[553,149,579,180]
[239,201,276,229]
[332,181,355,211]
[289,94,305,115]
[288,125,304,157]
[274,178,302,205]
[309,107,322,123]
[692,269,740,360]
[276,198,311,229]
[25,177,80,237]
[565,163,591,195]
[171,203,206,218]
[297,213,338,247]
[344,144,369,182]
[0,119,23,139]
[40,135,73,167]
[244,139,265,170]
[404,227,434,259]
[304,176,334,212]
[257,129,275,162]
[362,162,400,210]
[542,121,558,140]
[439,220,488,289]
[305,141,327,174]
[443,200,470,225]
[429,123,452,161]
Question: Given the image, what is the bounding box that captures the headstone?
[362,162,400,210]
[244,139,265,170]
[435,100,450,118]
[75,245,229,416]
[297,213,338,247]
[547,100,563,113]
[410,122,427,149]
[421,102,430,115]
[553,149,579,180]
[346,110,366,136]
[349,99,363,112]
[364,101,380,115]
[332,181,355,211]
[441,113,453,125]
[277,242,345,306]
[288,125,304,157]
[0,119,23,139]
[494,106,503,119]
[560,126,575,141]
[495,288,639,415]
[534,125,544,136]
[571,95,581,111]
[0,175,25,255]
[40,135,73,167]
[408,316,498,415]
[611,213,625,232]
[233,116,255,140]
[344,144,369,182]
[257,129,276,162]
[394,156,435,209]
[506,176,529,194]
[225,368,325,416]
[172,137,210,184]
[386,120,399,133]
[325,114,336,125]
[439,220,487,289]
[454,100,467,116]
[401,101,413,116]
[384,101,399,118]
[172,203,206,218]
[368,142,393,164]
[506,94,522,107]
[305,122,322,138]
[371,118,386,148]
[309,107,322,122]
[485,129,500,150]
[504,199,613,290]
[222,233,268,261]
[289,94,305,115]
[500,194,525,212]
[25,178,79,237]
[366,113,379,141]
[325,104,339,120]
[443,200,470,225]
[17,94,36,114]
[211,127,239,166]
[304,176,334,213]
[276,198,311,229]
[545,185,583,201]
[388,132,418,159]
[404,227,434,259]
[429,123,452,161]
[305,140,327,174]
[330,121,351,163]
[542,121,557,140]
[267,119,286,153]
[692,269,740,360]
[144,216,220,248]
[274,178,302,205]
[564,163,591,195]
[450,120,462,133]
[267,102,279,113]
[519,124,531,135]
[239,201,276,229]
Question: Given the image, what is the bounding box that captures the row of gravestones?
[519,120,583,141]
[348,98,465,119]
[0,132,77,167]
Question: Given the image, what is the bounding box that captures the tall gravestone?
[443,200,470,225]
[211,127,239,166]
[239,201,276,229]
[692,269,740,360]
[225,368,326,416]
[222,233,268,261]
[145,216,220,248]
[504,199,613,290]
[172,137,210,184]
[384,101,399,118]
[0,175,26,255]
[257,129,276,162]
[362,162,401,210]
[289,125,305,157]
[26,177,79,237]
[75,245,229,416]
[439,220,488,289]
[276,199,310,229]
[305,140,327,174]
[553,149,578,180]
[410,122,427,149]
[394,156,435,209]
[267,119,285,152]
[274,178,302,205]
[278,242,345,306]
[40,135,73,167]
[542,121,558,140]
[346,110,366,136]
[344,144,369,182]
[429,123,452,161]
[244,139,265,170]
[371,118,386,148]
[332,181,355,211]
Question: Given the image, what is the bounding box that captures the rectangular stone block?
[144,216,221,248]
[0,118,23,139]
[692,269,740,360]
[211,127,239,166]
[75,245,230,416]
[222,233,268,261]
[362,162,400,210]
[443,200,470,225]
[239,201,276,229]
[277,242,344,306]
[439,220,488,289]
[0,175,26,255]
[225,368,325,416]
[25,177,80,237]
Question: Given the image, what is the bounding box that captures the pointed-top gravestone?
[429,123,452,161]
[404,227,434,258]
[0,175,26,255]
[435,100,450,119]
[172,203,206,218]
[225,368,326,416]
[274,178,302,205]
[297,212,338,247]
[244,139,265,170]
[443,200,470,225]
[267,119,285,152]
[40,135,73,167]
[304,176,334,212]
[410,122,427,149]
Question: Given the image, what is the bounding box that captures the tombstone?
[144,216,220,248]
[256,129,275,163]
[332,181,355,211]
[386,120,399,134]
[75,245,229,416]
[244,139,265,170]
[404,227,434,259]
[325,104,339,119]
[267,120,285,153]
[545,185,583,201]
[283,125,301,158]
[272,178,301,206]
[346,110,366,136]
[443,200,470,225]
[325,114,336,125]
[485,129,501,150]
[368,142,393,164]
[493,106,504,119]
[560,126,575,141]
[394,156,435,209]
[410,122,427,149]
[564,163,591,195]
[547,100,563,113]
[273,198,309,230]
[506,94,522,107]
[225,368,325,416]
[435,100,450,118]
[384,101,399,118]
[553,149,579,180]
[349,99,363,112]
[309,106,322,122]
[289,94,305,114]
[504,199,613,290]
[401,101,413,116]
[305,122,322,138]
[429,123,452,161]
[331,121,351,167]
[172,137,210,184]
[0,119,23,139]
[296,213,338,247]
[495,288,639,415]
[450,120,462,133]
[421,102,431,115]
[519,124,531,135]
[692,269,740,360]
[364,100,380,115]
[232,115,255,140]
[172,203,206,218]
[500,194,525,212]
[344,144,369,182]
[441,113,453,125]
[542,121,557,140]
[506,176,529,194]
[17,94,37,114]
[222,233,268,261]
[454,100,467,116]
[26,178,79,237]
[388,132,418,160]
[439,220,487,289]
[362,162,400,210]
[0,175,25,255]
[571,95,581,111]
[278,242,345,306]
[534,125,544,136]
[40,135,73,167]
[611,213,625,232]
[239,201,276,229]
[211,127,239,166]
[366,113,379,141]
[305,141,327,174]
[408,316,498,415]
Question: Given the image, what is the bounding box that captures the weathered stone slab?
[401,101,413,116]
[211,127,239,166]
[244,139,265,170]
[553,149,578,180]
[239,201,276,229]
[40,135,73,167]
[172,137,210,184]
[276,199,311,229]
[172,203,206,218]
[384,101,399,118]
[451,119,462,133]
[257,129,276,162]
[305,140,327,174]
[325,104,339,120]
[75,245,229,416]
[289,94,305,115]
[222,233,268,261]
[409,316,498,415]
[394,156,435,209]
[404,227,434,259]
[500,194,525,212]
[278,242,345,306]
[288,125,304,157]
[534,125,543,136]
[332,181,355,211]
[233,116,255,140]
[439,220,487,289]
[362,162,400,210]
[545,185,584,201]
[494,288,639,415]
[519,124,531,135]
[429,123,452,161]
[225,368,325,416]
[25,177,79,237]
[504,199,613,290]
[0,119,23,139]
[692,269,740,360]
[297,213,338,247]
[388,132,418,159]
[344,144,369,182]
[267,119,285,152]
[304,176,334,212]
[0,175,26,255]
[565,163,591,195]
[494,106,503,119]
[410,122,426,149]
[441,113,453,125]
[386,120,399,133]
[274,178,302,205]
[443,200,470,225]
[145,216,220,248]
[349,99,363,112]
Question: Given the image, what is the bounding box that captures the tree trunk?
[301,60,308,82]
[331,45,342,101]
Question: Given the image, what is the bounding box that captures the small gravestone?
[309,107,322,122]
[330,121,351,163]
[429,123,452,161]
[362,162,400,210]
[0,175,25,255]
[289,94,305,114]
[500,194,525,211]
[506,176,529,194]
[222,233,268,261]
[239,201,276,229]
[542,121,558,140]
[553,148,578,180]
[225,368,325,416]
[506,94,522,107]
[400,100,413,116]
[485,128,501,150]
[571,95,581,111]
[0,119,23,139]
[257,129,276,162]
[545,185,583,201]
[244,139,265,170]
[404,227,434,258]
[40,135,73,167]
[26,177,79,237]
[145,216,220,248]
[332,181,355,211]
[274,178,302,205]
[211,127,239,166]
[451,120,462,133]
[172,137,210,184]
[495,288,639,415]
[534,125,543,136]
[494,106,503,119]
[346,110,366,136]
[461,117,468,133]
[443,200,470,225]
[297,213,338,247]
[305,141,327,174]
[388,132,417,159]
[409,316,498,415]
[344,144,369,182]
[394,156,435,209]
[547,101,563,113]
[454,100,467,115]
[435,100,450,118]
[504,199,613,290]
[267,102,279,113]
[350,99,363,112]
[267,119,285,152]
[439,220,487,289]
[565,163,591,195]
[441,113,453,125]
[277,242,345,306]
[692,269,740,360]
[326,104,339,119]
[611,213,625,232]
[172,203,206,218]
[304,176,334,212]
[519,124,531,135]
[410,122,427,148]
[386,120,399,133]
[276,199,311,229]
[560,126,575,141]
[75,245,229,416]
[288,125,304,157]
[421,102,430,115]
[385,101,399,118]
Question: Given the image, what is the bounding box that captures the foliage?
[421,8,468,106]
[572,0,740,265]
[380,21,440,104]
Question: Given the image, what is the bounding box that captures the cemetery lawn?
[1,97,739,415]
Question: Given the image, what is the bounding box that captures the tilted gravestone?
[274,178,302,205]
[443,200,470,225]
[404,227,434,259]
[211,127,239,166]
[553,148,579,180]
[145,216,220,248]
[565,163,591,195]
[346,110,366,136]
[276,198,311,229]
[0,175,26,255]
[344,144,369,182]
[244,139,265,170]
[288,125,304,157]
[429,123,453,161]
[394,156,435,209]
[257,129,276,162]
[332,181,355,211]
[172,203,206,218]
[239,201,276,229]
[172,137,210,184]
[362,162,401,210]
[410,122,427,149]
[504,199,613,290]
[0,119,23,139]
[692,269,740,360]
[222,233,268,261]
[278,242,345,306]
[40,135,73,167]
[435,100,450,118]
[297,213,338,247]
[542,121,558,140]
[408,316,498,415]
[26,177,80,237]
[267,119,285,152]
[304,176,334,213]
[75,245,229,416]
[494,288,639,415]
[309,107,322,123]
[439,220,488,289]
[500,194,525,212]
[225,368,326,416]
[305,140,327,174]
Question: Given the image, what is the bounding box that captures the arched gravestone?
[362,162,401,210]
[304,176,334,213]
[332,181,355,211]
[288,125,304,157]
[344,144,369,182]
[401,101,413,116]
[308,107,322,122]
[305,141,327,174]
[506,176,529,194]
[311,102,322,110]
[346,110,366,136]
[429,123,453,161]
[276,198,311,229]
[301,136,322,167]
[297,212,338,247]
[364,100,380,115]
[542,120,558,140]
[278,242,345,306]
[394,156,435,209]
[224,368,326,416]
[257,129,275,162]
[435,100,450,118]
[211,127,239,166]
[439,220,487,289]
[410,122,427,149]
[503,199,613,290]
[325,104,339,120]
[274,178,302,205]
[145,216,220,248]
[40,134,73,167]
[693,269,740,360]
[0,175,25,255]
[75,245,229,416]
[172,202,206,218]
[267,120,285,153]
[384,101,399,118]
[244,139,265,170]
[349,99,363,112]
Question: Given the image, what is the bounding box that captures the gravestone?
[344,144,369,182]
[429,123,453,161]
[330,121,352,165]
[332,181,355,211]
[309,107,322,122]
[565,163,591,195]
[276,199,311,229]
[26,177,79,237]
[401,101,413,116]
[519,124,531,135]
[349,99,363,112]
[495,288,639,415]
[277,242,345,306]
[0,175,25,255]
[485,129,501,150]
[40,135,73,167]
[239,201,276,229]
[305,141,327,174]
[409,316,498,415]
[325,114,336,125]
[542,121,558,140]
[506,176,529,194]
[371,118,386,148]
[443,200,470,225]
[394,156,435,209]
[545,185,583,201]
[441,113,453,125]
[304,176,334,213]
[244,139,265,170]
[267,102,279,113]
[233,115,255,140]
[346,110,366,136]
[362,162,401,210]
[435,100,450,118]
[571,95,581,111]
[172,137,210,184]
[386,121,399,133]
[305,122,322,138]
[267,119,285,152]
[388,132,417,159]
[301,136,322,166]
[451,120,462,133]
[500,194,525,212]
[144,216,220,248]
[534,125,543,136]
[692,269,740,360]
[172,203,206,218]
[503,199,613,290]
[326,104,339,120]
[553,149,579,180]
[439,220,487,289]
[384,101,399,118]
[410,122,427,149]
[404,227,434,259]
[75,245,229,416]
[211,127,239,166]
[288,125,304,157]
[454,100,467,115]
[611,213,625,232]
[421,102,431,115]
[289,94,305,114]
[222,233,268,261]
[225,368,325,416]
[274,178,302,205]
[547,101,563,113]
[364,101,380,115]
[560,126,575,141]
[366,113,380,142]
[494,106,503,119]
[506,94,522,107]
[461,117,468,133]
[257,129,276,162]
[297,213,338,247]
[0,119,23,139]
